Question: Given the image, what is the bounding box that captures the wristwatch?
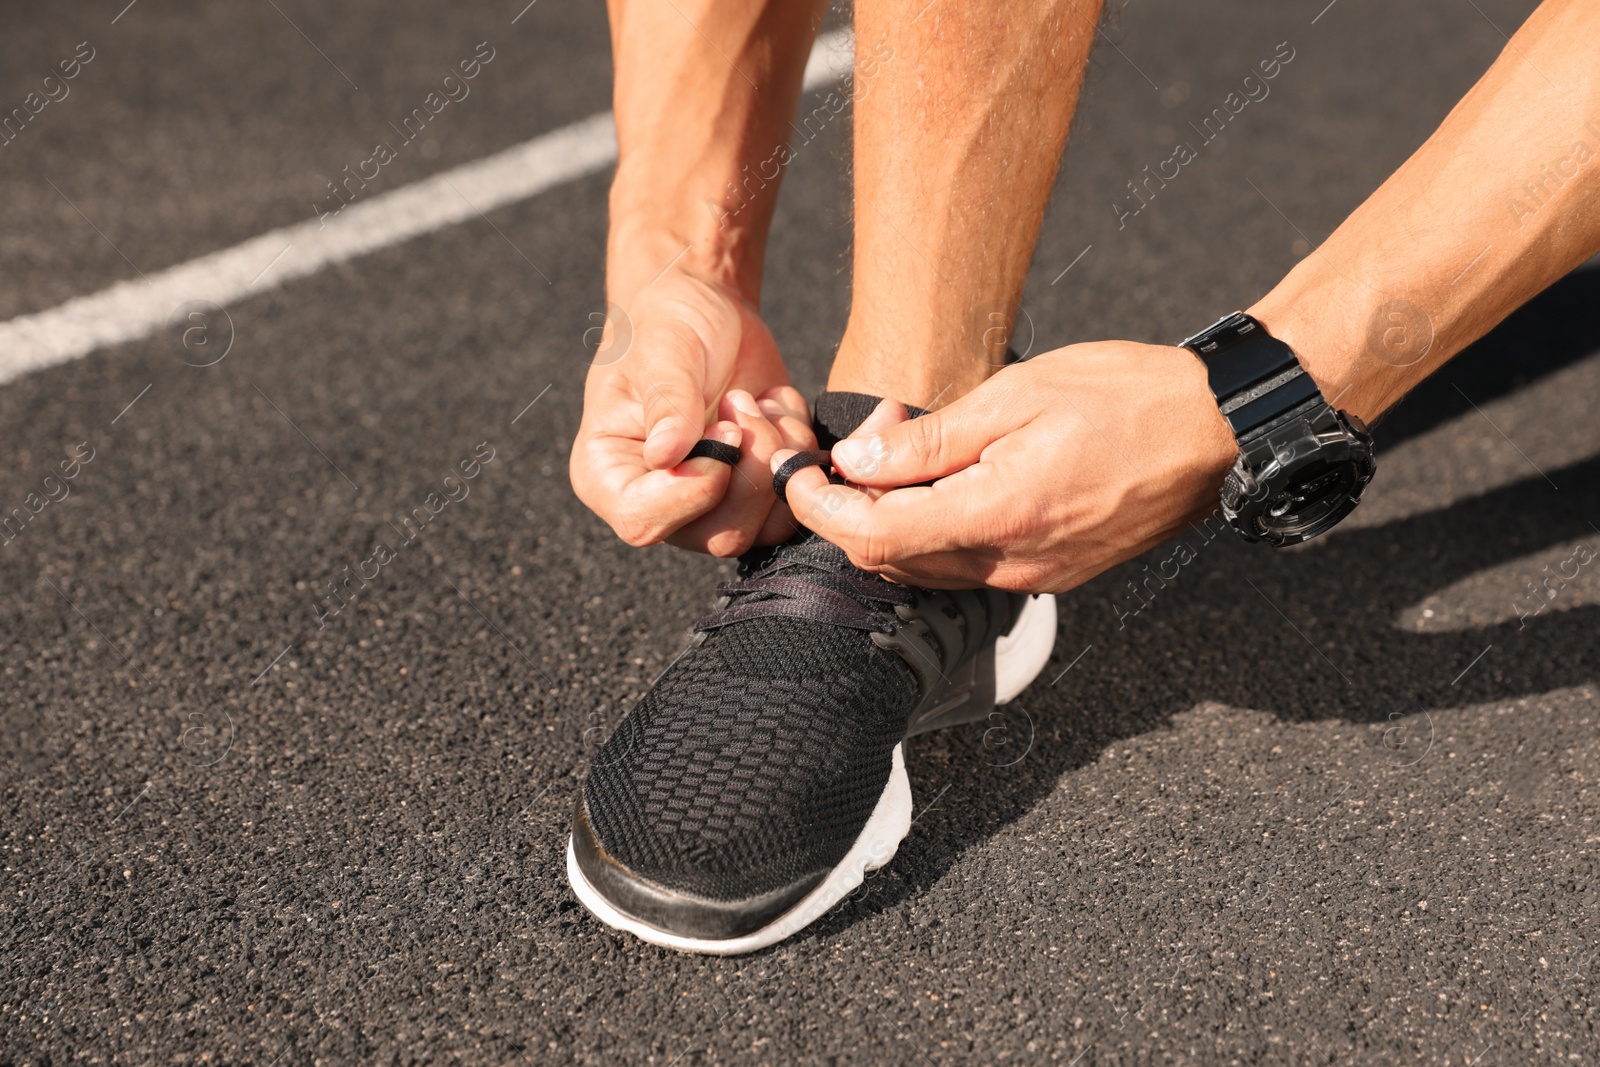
[1179,311,1376,547]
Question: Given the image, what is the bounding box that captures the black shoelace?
[694,539,913,634]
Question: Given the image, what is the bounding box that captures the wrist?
[1247,263,1439,426]
[606,193,767,309]
[1169,342,1245,484]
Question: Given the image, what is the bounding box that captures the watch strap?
[1180,312,1325,440]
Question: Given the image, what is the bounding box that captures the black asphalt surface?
[3,0,1597,1063]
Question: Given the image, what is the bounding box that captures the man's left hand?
[775,341,1241,593]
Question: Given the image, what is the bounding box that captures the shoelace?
[694,542,914,634]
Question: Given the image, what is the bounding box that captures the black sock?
[810,392,930,450]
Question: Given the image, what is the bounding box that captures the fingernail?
[729,390,761,418]
[770,448,796,474]
[757,398,788,421]
[718,424,742,447]
[832,436,880,476]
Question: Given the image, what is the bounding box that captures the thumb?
[635,318,714,470]
[830,394,1003,487]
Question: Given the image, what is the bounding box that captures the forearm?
[832,0,1101,406]
[606,0,825,303]
[1250,0,1600,424]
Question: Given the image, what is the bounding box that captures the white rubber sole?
[567,593,1059,955]
[996,593,1058,704]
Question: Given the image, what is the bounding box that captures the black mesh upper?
[581,392,939,904]
[583,536,919,901]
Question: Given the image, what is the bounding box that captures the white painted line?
[442,175,552,283]
[249,242,294,288]
[0,29,855,388]
[0,113,614,386]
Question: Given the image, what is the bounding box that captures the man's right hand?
[570,252,816,557]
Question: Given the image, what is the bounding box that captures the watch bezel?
[1219,402,1376,546]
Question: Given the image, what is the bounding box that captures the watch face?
[1222,410,1376,546]
[1262,456,1367,539]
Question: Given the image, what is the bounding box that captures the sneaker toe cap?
[569,794,827,942]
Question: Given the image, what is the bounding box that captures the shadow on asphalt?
[798,264,1600,948]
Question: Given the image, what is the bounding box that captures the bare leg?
[829,0,1103,408]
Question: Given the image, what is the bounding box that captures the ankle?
[825,327,997,411]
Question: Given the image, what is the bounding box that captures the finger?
[840,401,911,499]
[829,390,1013,487]
[635,317,714,470]
[752,397,817,545]
[686,419,744,474]
[668,392,788,556]
[850,548,1003,590]
[767,448,919,562]
[756,397,815,452]
[755,384,810,424]
[600,421,740,547]
[757,447,986,585]
[853,397,912,437]
[774,448,1004,572]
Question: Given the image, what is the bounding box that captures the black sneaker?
[566,393,1058,954]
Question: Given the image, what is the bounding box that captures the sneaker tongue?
[811,391,929,450]
[779,529,849,565]
[739,528,862,589]
[737,527,845,576]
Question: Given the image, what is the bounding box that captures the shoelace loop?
[772,450,837,505]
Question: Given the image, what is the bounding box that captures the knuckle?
[568,464,597,508]
[686,476,725,513]
[906,417,947,468]
[855,524,895,570]
[641,375,699,416]
[613,503,670,548]
[614,520,658,548]
[1006,493,1054,542]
